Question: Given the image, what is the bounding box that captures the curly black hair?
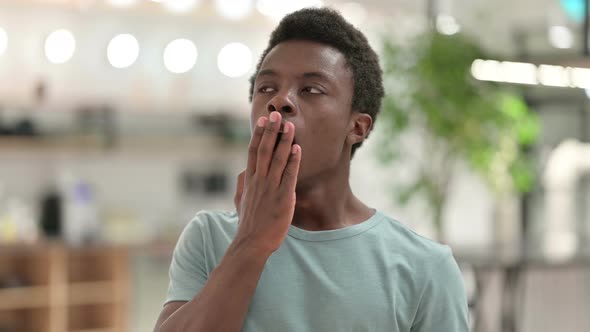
[248,7,384,157]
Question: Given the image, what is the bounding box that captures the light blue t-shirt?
[166,210,469,332]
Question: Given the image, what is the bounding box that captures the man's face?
[250,39,356,183]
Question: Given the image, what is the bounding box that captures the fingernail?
[291,144,298,154]
[257,117,266,127]
[283,122,290,133]
[270,112,279,122]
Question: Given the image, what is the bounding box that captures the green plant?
[378,31,541,241]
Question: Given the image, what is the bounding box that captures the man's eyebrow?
[256,69,278,78]
[302,71,334,81]
[256,69,335,82]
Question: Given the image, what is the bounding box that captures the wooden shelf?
[68,303,116,331]
[68,281,121,305]
[0,286,49,310]
[0,307,50,332]
[0,244,129,332]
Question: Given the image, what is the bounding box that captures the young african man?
[155,7,469,332]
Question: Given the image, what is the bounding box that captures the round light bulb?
[163,38,198,74]
[162,0,201,13]
[549,26,574,49]
[215,0,253,20]
[45,29,76,64]
[217,42,253,78]
[436,15,461,35]
[107,34,140,69]
[107,0,138,8]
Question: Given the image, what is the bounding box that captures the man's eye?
[259,87,275,93]
[303,87,323,94]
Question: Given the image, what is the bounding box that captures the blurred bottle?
[67,182,101,246]
[39,184,63,238]
[0,184,38,244]
[11,197,38,244]
[59,170,101,246]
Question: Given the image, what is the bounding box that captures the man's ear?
[346,112,373,145]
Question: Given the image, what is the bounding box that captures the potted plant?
[378,31,541,244]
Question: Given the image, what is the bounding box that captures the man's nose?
[267,91,296,116]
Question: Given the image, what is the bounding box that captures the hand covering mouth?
[274,122,296,150]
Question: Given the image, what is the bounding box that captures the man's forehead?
[259,40,349,76]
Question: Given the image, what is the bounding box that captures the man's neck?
[292,165,374,231]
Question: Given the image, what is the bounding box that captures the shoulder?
[376,212,453,265]
[380,216,470,329]
[176,210,238,250]
[185,210,239,235]
[166,211,238,305]
[188,209,238,228]
[376,214,467,313]
[375,214,456,277]
[378,214,465,301]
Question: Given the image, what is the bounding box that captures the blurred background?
[0,0,589,331]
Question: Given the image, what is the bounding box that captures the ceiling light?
[549,26,574,49]
[538,65,570,87]
[470,59,501,82]
[436,15,460,35]
[163,38,198,73]
[570,67,590,88]
[215,0,253,20]
[162,0,201,14]
[107,34,140,69]
[45,29,76,64]
[217,42,253,78]
[107,0,138,8]
[500,61,537,85]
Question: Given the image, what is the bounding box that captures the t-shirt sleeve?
[164,214,210,305]
[411,247,470,332]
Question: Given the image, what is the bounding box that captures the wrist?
[228,235,273,263]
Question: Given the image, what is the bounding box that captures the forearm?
[158,238,270,332]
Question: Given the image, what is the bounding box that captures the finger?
[268,121,295,185]
[246,116,267,176]
[280,144,301,190]
[256,111,281,176]
[234,170,246,211]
